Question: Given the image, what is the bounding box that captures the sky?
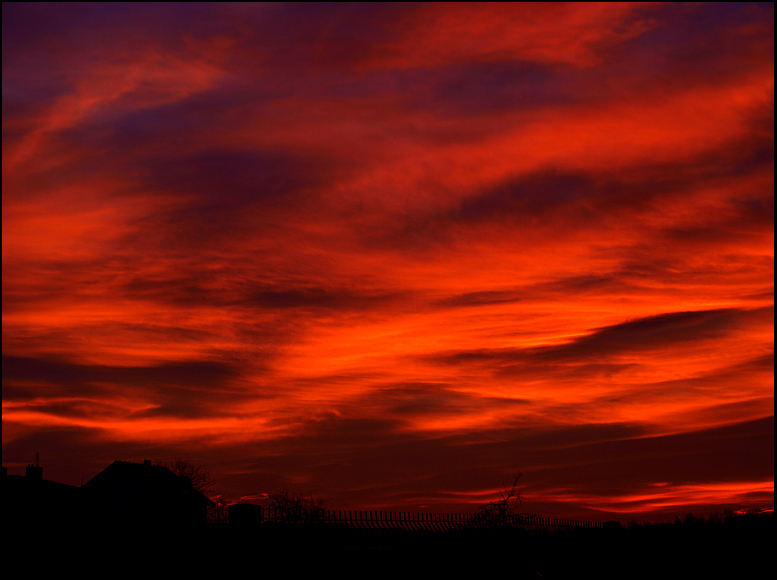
[2,2,773,522]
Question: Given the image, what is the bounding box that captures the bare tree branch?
[478,473,524,528]
[166,458,216,494]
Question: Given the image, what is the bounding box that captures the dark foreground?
[6,512,772,578]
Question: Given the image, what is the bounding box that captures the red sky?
[2,3,773,521]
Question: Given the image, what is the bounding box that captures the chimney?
[26,464,43,481]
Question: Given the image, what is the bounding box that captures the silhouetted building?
[82,460,215,526]
[3,464,81,527]
[4,459,215,530]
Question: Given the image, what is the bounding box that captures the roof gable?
[84,460,214,507]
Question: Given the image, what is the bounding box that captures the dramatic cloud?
[3,3,773,520]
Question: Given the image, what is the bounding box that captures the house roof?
[4,473,81,500]
[83,460,215,507]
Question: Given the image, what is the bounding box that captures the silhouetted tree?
[267,489,325,523]
[167,458,216,494]
[159,459,225,523]
[477,474,524,528]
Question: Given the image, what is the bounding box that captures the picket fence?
[230,504,603,532]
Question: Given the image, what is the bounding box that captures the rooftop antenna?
[35,451,40,467]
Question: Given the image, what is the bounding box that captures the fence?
[229,504,603,532]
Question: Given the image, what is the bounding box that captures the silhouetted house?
[82,460,214,526]
[3,464,82,528]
